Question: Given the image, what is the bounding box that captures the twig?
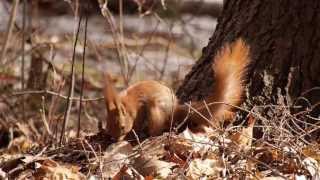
[119,0,128,81]
[5,43,51,66]
[98,0,129,85]
[184,102,217,129]
[48,81,64,143]
[77,4,89,138]
[59,11,83,145]
[12,90,104,102]
[205,101,269,122]
[157,15,174,81]
[0,0,19,64]
[83,139,104,178]
[168,88,177,143]
[41,96,52,137]
[21,0,26,122]
[203,100,213,119]
[1,1,21,30]
[175,102,192,131]
[127,20,160,81]
[47,44,58,137]
[131,129,143,153]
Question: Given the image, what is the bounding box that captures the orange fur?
[104,38,250,140]
[207,38,250,122]
[104,78,177,141]
[174,38,250,130]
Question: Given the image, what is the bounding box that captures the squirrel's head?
[104,73,133,141]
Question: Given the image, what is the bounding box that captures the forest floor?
[0,1,320,179]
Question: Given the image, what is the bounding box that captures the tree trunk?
[26,0,46,111]
[27,0,44,90]
[177,0,320,115]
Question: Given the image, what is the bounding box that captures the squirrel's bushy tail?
[207,38,250,121]
[174,38,250,130]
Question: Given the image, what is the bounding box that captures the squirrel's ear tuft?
[103,72,122,112]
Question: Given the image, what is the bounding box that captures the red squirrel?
[104,38,250,141]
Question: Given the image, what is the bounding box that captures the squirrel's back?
[120,80,177,136]
[121,81,177,119]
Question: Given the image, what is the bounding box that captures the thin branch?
[77,4,89,138]
[21,0,26,122]
[157,14,174,81]
[12,90,104,102]
[119,0,129,82]
[98,0,129,86]
[59,12,83,145]
[127,20,160,81]
[0,0,20,64]
[41,96,52,137]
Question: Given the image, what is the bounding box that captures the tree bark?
[27,0,44,90]
[177,0,320,113]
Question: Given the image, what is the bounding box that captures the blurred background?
[0,0,223,142]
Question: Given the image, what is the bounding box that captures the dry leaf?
[186,158,222,179]
[112,165,144,180]
[144,175,154,180]
[260,177,286,180]
[133,155,176,178]
[229,115,255,151]
[166,136,193,159]
[302,157,320,179]
[102,141,133,178]
[164,152,185,168]
[35,159,85,180]
[0,168,7,179]
[6,136,34,154]
[302,145,320,161]
[180,128,216,153]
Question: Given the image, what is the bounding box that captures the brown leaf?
[229,115,256,151]
[186,158,223,179]
[112,165,144,180]
[144,175,154,180]
[35,159,85,180]
[164,152,186,168]
[302,145,320,161]
[112,165,129,180]
[102,141,133,178]
[133,155,175,178]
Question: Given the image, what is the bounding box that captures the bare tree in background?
[27,0,44,91]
